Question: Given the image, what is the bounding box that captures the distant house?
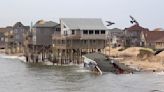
[142,30,164,49]
[13,22,30,52]
[0,28,11,49]
[124,24,149,47]
[107,28,125,47]
[5,22,30,54]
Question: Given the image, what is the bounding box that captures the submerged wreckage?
[83,53,136,74]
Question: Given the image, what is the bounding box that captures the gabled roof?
[13,22,24,28]
[108,28,123,32]
[13,22,30,31]
[34,20,58,28]
[60,18,107,30]
[125,24,149,32]
[153,28,164,31]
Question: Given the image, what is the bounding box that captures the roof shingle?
[34,20,58,27]
[61,18,107,30]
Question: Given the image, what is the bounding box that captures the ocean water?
[0,55,164,92]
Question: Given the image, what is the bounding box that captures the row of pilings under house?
[24,45,86,65]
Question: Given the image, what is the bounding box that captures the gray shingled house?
[5,22,29,54]
[0,27,11,49]
[25,20,59,62]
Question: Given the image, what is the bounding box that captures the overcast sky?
[0,0,163,30]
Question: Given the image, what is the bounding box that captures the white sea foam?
[0,54,18,59]
[17,56,26,62]
[76,69,91,73]
[156,71,164,75]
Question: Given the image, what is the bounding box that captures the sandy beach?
[105,47,164,72]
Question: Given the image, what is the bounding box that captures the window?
[56,28,60,31]
[95,30,99,34]
[83,30,88,34]
[101,30,105,34]
[84,40,87,44]
[89,30,93,34]
[72,30,75,35]
[61,40,65,44]
[1,37,4,41]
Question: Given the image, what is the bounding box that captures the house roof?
[34,20,58,28]
[60,18,107,30]
[153,28,164,31]
[13,22,30,30]
[144,31,164,43]
[108,28,123,32]
[55,24,61,28]
[13,22,24,27]
[0,28,12,33]
[125,24,149,32]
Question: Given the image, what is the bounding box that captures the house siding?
[33,27,55,46]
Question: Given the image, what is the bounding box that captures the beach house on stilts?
[52,18,108,65]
